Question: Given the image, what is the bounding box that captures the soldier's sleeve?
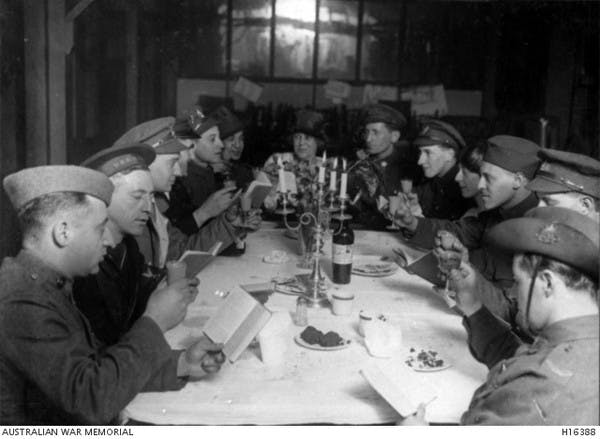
[405,215,485,250]
[0,298,185,424]
[472,272,519,324]
[463,306,522,368]
[164,179,200,235]
[461,350,584,425]
[167,214,237,260]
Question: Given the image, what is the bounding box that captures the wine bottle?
[332,218,354,284]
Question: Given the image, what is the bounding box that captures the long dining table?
[123,224,488,425]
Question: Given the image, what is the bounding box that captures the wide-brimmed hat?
[485,206,599,280]
[292,109,327,141]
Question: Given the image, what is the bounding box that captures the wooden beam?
[24,0,48,166]
[125,5,139,128]
[66,0,96,22]
[48,0,67,164]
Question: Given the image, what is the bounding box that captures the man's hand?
[433,230,469,275]
[447,262,483,317]
[177,336,226,377]
[143,278,199,332]
[193,187,240,226]
[396,404,428,426]
[390,195,419,231]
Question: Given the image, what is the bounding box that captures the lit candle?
[318,165,326,184]
[342,158,347,171]
[340,172,348,198]
[329,169,337,191]
[322,150,327,163]
[277,155,286,193]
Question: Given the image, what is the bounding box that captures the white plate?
[405,349,451,372]
[409,363,452,373]
[294,334,351,351]
[352,261,398,277]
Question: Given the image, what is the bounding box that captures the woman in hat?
[212,106,255,190]
[261,109,329,212]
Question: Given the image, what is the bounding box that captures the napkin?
[363,320,402,358]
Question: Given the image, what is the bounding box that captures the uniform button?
[30,273,38,280]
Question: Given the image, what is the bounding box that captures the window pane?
[232,0,272,77]
[177,0,228,77]
[318,0,358,80]
[360,1,401,82]
[274,0,316,78]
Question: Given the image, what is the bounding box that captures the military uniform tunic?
[73,235,162,346]
[0,250,185,425]
[462,309,599,425]
[414,162,474,220]
[406,192,539,322]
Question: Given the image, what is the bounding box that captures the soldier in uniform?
[413,119,475,220]
[0,166,225,424]
[394,135,541,322]
[112,117,246,270]
[348,103,418,229]
[400,206,599,425]
[167,107,240,236]
[73,144,196,345]
[528,148,600,221]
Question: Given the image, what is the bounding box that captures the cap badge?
[420,126,430,136]
[187,108,206,132]
[536,223,559,245]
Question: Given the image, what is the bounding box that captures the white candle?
[277,155,286,193]
[340,172,348,197]
[333,157,338,169]
[342,158,347,171]
[322,150,327,163]
[318,165,326,183]
[329,170,337,191]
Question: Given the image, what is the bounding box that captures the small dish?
[294,334,351,351]
[352,261,397,277]
[405,348,451,372]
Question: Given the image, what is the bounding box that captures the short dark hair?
[518,253,598,303]
[459,141,487,174]
[18,192,91,241]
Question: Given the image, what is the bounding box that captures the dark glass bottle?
[332,218,354,284]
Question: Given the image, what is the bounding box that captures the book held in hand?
[202,288,272,362]
[242,171,272,209]
[178,249,217,279]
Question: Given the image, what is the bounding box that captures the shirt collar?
[535,314,599,347]
[499,192,539,220]
[15,249,72,292]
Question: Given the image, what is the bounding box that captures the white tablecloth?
[123,228,487,425]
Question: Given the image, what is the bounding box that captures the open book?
[404,251,444,287]
[178,247,219,279]
[243,171,273,209]
[202,288,272,362]
[360,364,437,418]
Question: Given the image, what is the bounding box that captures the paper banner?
[400,84,448,116]
[233,77,263,103]
[362,84,398,105]
[324,80,351,103]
